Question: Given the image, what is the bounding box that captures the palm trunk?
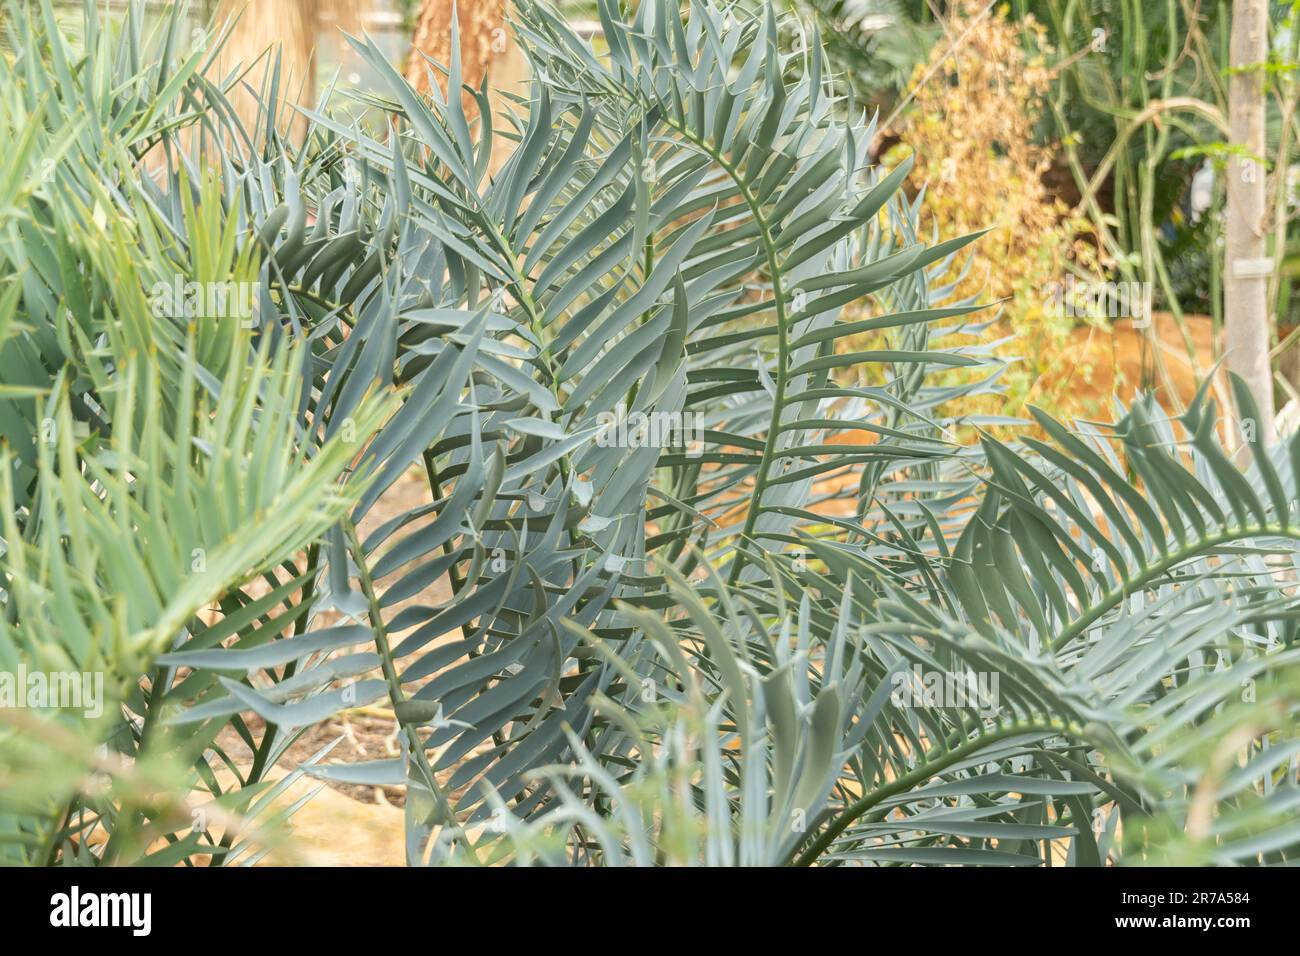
[1224,0,1273,440]
[406,0,510,99]
[405,0,529,174]
[211,1,365,143]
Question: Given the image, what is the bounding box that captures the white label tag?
[1232,258,1274,278]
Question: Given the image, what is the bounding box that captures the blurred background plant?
[1013,0,1299,425]
[874,1,1108,423]
[795,0,942,104]
[774,0,1300,428]
[205,0,367,137]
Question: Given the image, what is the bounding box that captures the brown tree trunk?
[212,1,365,143]
[406,0,511,99]
[1225,0,1274,440]
[405,0,529,173]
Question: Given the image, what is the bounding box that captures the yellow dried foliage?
[872,2,1107,423]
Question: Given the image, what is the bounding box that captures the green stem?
[209,545,320,866]
[1050,524,1300,652]
[790,720,1073,866]
[342,520,481,865]
[645,116,789,586]
[99,664,167,865]
[40,799,76,866]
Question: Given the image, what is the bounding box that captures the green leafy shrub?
[1,0,1297,868]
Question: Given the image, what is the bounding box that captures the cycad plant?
[1,0,1297,868]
